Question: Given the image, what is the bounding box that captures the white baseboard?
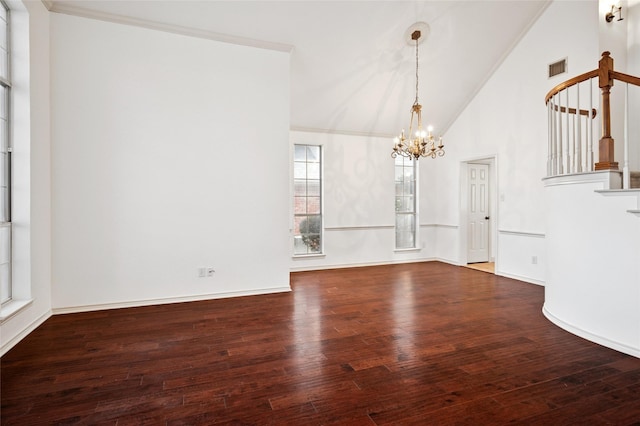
[435,257,465,267]
[543,305,640,359]
[290,257,438,272]
[496,270,545,286]
[52,286,291,315]
[1,309,51,357]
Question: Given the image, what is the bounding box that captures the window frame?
[0,0,11,306]
[394,155,418,250]
[292,144,323,257]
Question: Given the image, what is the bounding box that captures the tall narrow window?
[395,155,416,249]
[293,145,322,255]
[0,1,10,305]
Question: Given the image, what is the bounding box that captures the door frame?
[459,155,498,267]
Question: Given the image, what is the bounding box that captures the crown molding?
[290,126,394,139]
[45,2,293,53]
[40,0,54,11]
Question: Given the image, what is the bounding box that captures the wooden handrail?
[545,69,598,104]
[545,52,631,171]
[548,103,597,118]
[611,70,640,87]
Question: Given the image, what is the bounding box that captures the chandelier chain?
[391,25,444,161]
[414,38,419,105]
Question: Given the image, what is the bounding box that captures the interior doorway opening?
[459,156,498,274]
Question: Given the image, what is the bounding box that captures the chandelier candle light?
[392,28,444,160]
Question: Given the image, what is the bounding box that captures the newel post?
[595,51,619,170]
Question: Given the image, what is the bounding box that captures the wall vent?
[548,58,567,78]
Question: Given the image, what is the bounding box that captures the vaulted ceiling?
[46,1,551,137]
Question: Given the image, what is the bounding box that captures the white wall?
[544,172,640,357]
[290,130,438,271]
[0,0,52,355]
[626,0,640,171]
[435,0,599,284]
[51,14,291,311]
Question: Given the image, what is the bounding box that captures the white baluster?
[587,78,593,172]
[576,82,582,173]
[624,82,630,189]
[565,89,570,173]
[547,101,552,176]
[552,97,558,175]
[557,92,563,174]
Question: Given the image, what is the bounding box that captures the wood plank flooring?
[3,261,640,424]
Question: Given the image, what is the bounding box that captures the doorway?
[467,163,489,263]
[460,157,497,272]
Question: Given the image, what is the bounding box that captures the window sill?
[394,248,421,253]
[0,299,33,323]
[292,254,326,260]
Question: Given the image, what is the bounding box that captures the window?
[293,144,322,255]
[0,1,10,305]
[395,155,416,249]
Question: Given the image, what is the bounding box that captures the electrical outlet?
[532,256,538,265]
[207,268,215,277]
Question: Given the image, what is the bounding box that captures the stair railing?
[545,51,640,189]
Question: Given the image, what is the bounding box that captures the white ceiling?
[47,1,551,137]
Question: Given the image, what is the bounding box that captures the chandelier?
[392,29,444,160]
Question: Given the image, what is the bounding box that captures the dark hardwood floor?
[3,261,640,425]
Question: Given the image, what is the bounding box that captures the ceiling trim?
[290,126,394,139]
[439,0,553,135]
[46,2,294,53]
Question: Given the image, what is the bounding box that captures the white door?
[467,163,489,263]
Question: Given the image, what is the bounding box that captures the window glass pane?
[395,214,415,248]
[0,119,7,153]
[395,166,404,181]
[294,216,305,234]
[307,180,320,196]
[0,52,6,82]
[307,197,320,214]
[0,12,6,82]
[0,261,9,304]
[398,196,413,213]
[294,145,307,162]
[305,234,321,253]
[294,196,306,214]
[0,151,6,186]
[0,189,7,223]
[0,19,6,52]
[307,162,320,180]
[294,162,306,179]
[293,235,307,254]
[294,180,307,197]
[307,146,320,162]
[0,85,7,121]
[395,182,403,196]
[404,167,414,180]
[404,181,414,196]
[0,225,9,304]
[0,225,8,263]
[396,231,415,249]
